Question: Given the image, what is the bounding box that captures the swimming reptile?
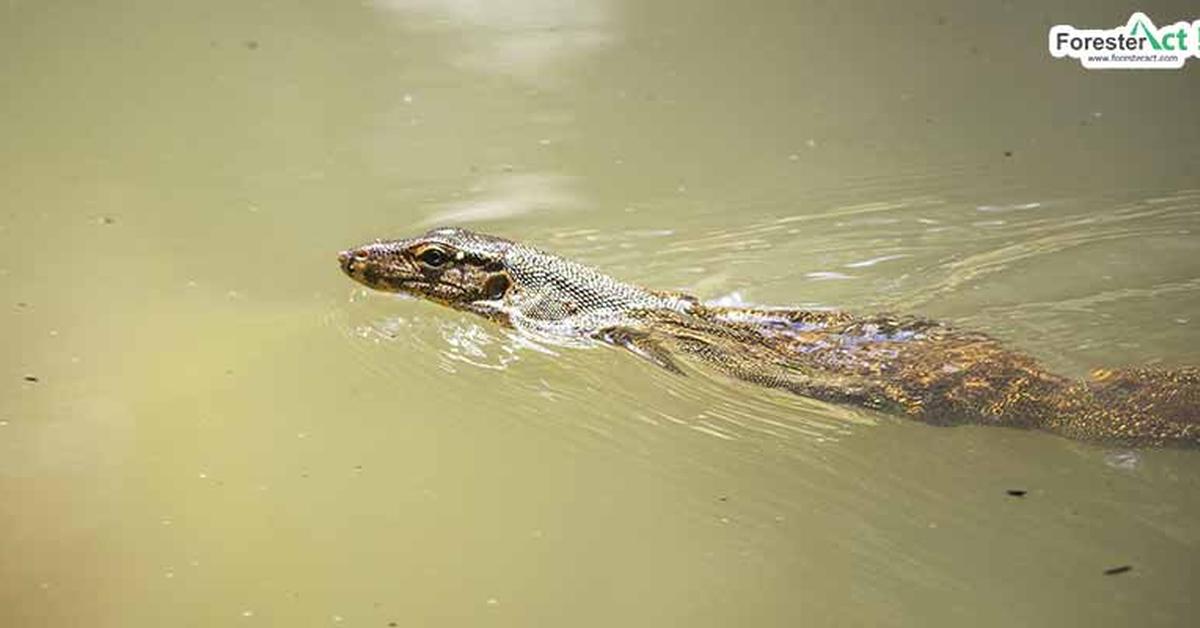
[338,227,1199,447]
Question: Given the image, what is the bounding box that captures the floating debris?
[1006,489,1027,497]
[1103,565,1132,576]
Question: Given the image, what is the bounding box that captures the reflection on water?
[375,0,615,85]
[420,172,584,225]
[334,294,871,446]
[2,0,1199,626]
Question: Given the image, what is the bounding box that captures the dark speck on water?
[1006,489,1027,497]
[23,375,38,383]
[1104,565,1133,576]
[244,40,259,50]
[100,216,115,225]
[1003,150,1013,157]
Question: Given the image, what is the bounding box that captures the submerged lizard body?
[338,227,1199,447]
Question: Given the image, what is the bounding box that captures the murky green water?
[3,1,1199,626]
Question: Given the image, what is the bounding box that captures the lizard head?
[338,227,515,317]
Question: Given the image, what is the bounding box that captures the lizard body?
[338,227,1199,447]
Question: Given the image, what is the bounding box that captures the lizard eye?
[417,247,449,268]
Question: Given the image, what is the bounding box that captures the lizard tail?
[1043,367,1200,446]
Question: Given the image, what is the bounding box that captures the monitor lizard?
[338,227,1198,447]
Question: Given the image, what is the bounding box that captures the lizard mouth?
[337,252,466,301]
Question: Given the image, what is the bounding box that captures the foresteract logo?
[1049,12,1200,69]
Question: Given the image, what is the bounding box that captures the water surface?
[2,1,1199,626]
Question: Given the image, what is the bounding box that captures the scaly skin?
[338,227,1199,447]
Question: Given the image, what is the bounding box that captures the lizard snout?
[337,249,355,273]
[338,248,372,274]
